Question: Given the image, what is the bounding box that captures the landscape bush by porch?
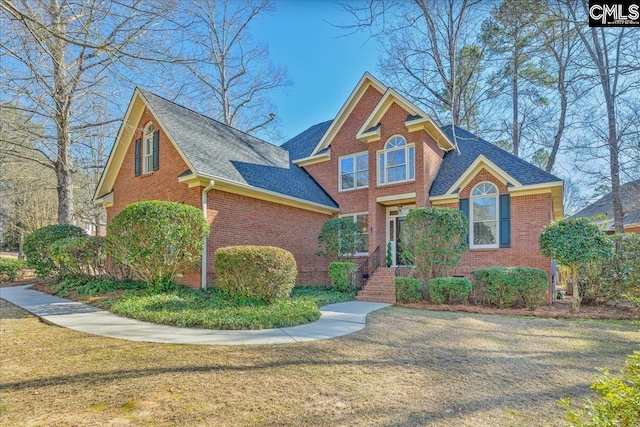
[24,224,85,279]
[215,246,297,302]
[472,267,549,309]
[106,201,209,287]
[428,277,471,304]
[395,277,424,303]
[515,268,549,310]
[317,218,364,261]
[472,268,519,308]
[49,236,106,279]
[328,262,357,293]
[399,207,468,284]
[0,259,28,282]
[579,233,640,306]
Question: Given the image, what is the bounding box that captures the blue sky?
[252,1,378,140]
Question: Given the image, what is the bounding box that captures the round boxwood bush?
[49,236,106,278]
[396,277,425,303]
[214,245,297,302]
[24,224,85,279]
[428,277,471,304]
[106,201,209,286]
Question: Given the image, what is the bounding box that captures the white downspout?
[201,180,215,289]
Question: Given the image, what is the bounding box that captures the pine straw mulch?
[398,297,640,321]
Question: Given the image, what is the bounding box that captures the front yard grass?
[54,279,354,330]
[1,300,638,426]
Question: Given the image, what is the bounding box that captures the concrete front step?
[355,295,396,303]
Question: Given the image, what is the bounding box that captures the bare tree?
[0,0,177,224]
[339,0,489,131]
[178,0,291,139]
[563,0,640,232]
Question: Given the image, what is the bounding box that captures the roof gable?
[95,89,338,211]
[308,72,386,158]
[355,88,455,151]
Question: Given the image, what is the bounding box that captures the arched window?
[470,182,499,248]
[143,122,154,174]
[377,136,415,185]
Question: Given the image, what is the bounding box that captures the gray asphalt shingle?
[430,126,562,196]
[141,90,337,209]
[573,179,640,226]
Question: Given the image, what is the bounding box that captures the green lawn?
[1,300,638,426]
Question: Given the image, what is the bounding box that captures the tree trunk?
[18,228,24,260]
[512,53,520,157]
[546,70,567,173]
[571,265,580,313]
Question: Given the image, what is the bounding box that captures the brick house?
[95,73,564,299]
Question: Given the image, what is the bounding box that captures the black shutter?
[134,138,141,177]
[499,194,511,248]
[152,130,159,171]
[459,198,470,245]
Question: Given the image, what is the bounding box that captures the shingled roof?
[140,90,338,209]
[573,179,640,226]
[429,126,562,196]
[281,120,333,160]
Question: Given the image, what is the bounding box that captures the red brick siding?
[206,190,332,286]
[304,87,445,259]
[107,107,202,287]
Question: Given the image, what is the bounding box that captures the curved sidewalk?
[0,285,390,345]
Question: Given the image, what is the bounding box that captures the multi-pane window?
[471,182,498,248]
[143,122,154,174]
[377,136,415,185]
[339,152,368,191]
[341,213,369,254]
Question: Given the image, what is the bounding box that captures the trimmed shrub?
[0,259,28,282]
[49,236,106,278]
[579,233,640,306]
[473,267,549,309]
[317,218,365,261]
[328,262,357,293]
[24,224,85,279]
[429,277,471,304]
[396,277,424,303]
[399,207,468,283]
[516,268,549,310]
[540,217,612,312]
[106,201,209,286]
[561,351,640,427]
[472,268,519,308]
[215,245,297,302]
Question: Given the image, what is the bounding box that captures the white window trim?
[339,212,369,256]
[470,181,499,249]
[143,122,154,174]
[377,135,415,186]
[338,151,369,192]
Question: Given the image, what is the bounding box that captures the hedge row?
[0,259,28,282]
[393,266,549,310]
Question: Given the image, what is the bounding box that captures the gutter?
[201,180,215,289]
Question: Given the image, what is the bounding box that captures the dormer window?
[377,136,415,185]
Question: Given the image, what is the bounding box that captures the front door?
[395,217,405,265]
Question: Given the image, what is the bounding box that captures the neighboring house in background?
[573,179,640,234]
[72,217,106,237]
[94,73,564,301]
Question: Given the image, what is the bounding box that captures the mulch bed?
[398,297,640,321]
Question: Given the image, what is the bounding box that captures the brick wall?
[108,107,332,288]
[206,190,332,286]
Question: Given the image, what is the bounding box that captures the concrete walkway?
[0,285,390,345]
